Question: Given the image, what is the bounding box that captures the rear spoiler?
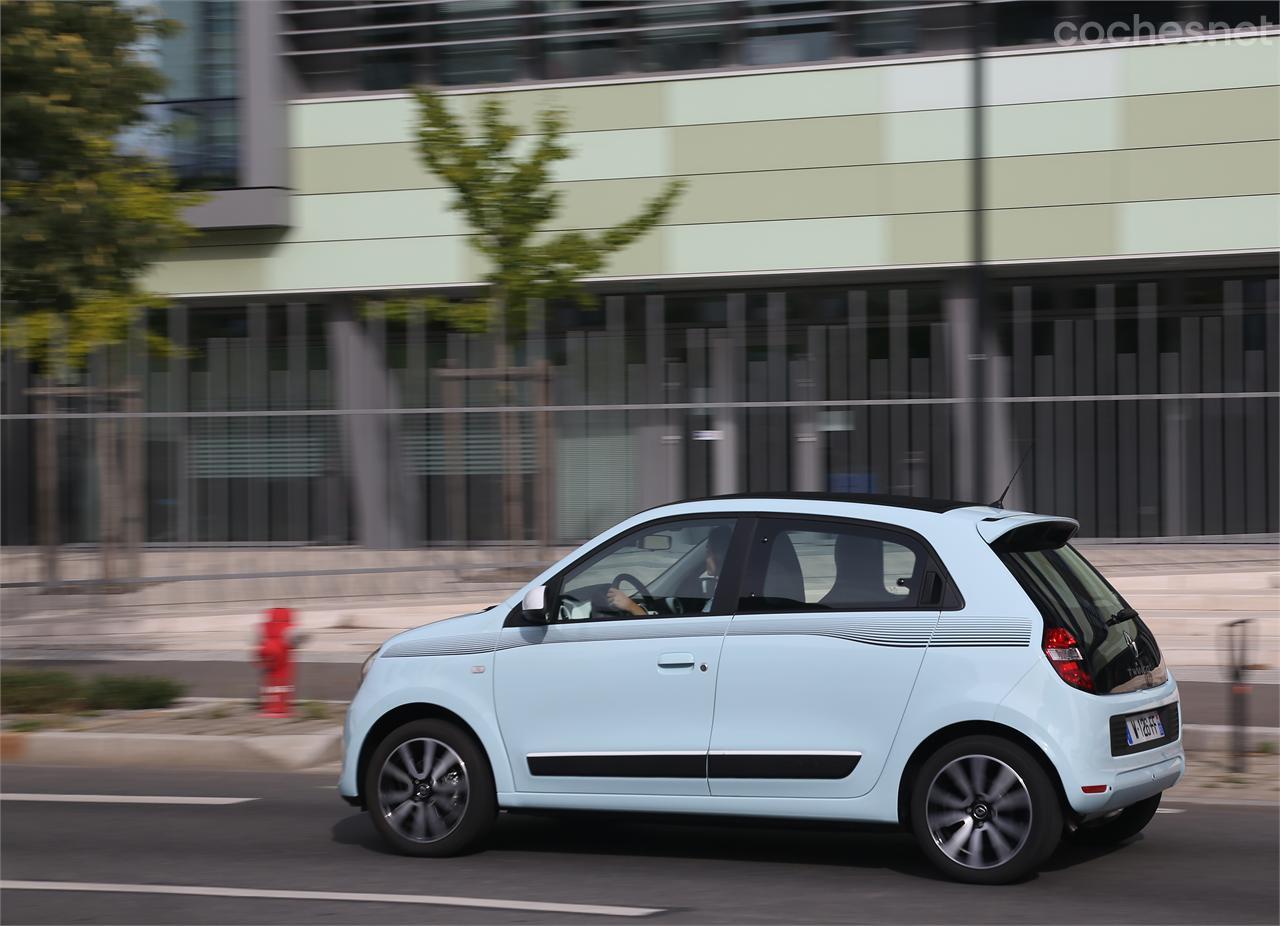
[976,514,1079,549]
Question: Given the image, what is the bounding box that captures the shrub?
[1,670,83,713]
[83,675,185,711]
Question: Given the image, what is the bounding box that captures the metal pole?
[969,0,989,499]
[1223,618,1252,774]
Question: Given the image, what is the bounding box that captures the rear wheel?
[910,735,1063,884]
[1071,794,1161,845]
[363,718,497,857]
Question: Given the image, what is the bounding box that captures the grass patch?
[6,717,45,733]
[1,670,83,713]
[298,700,330,722]
[84,676,185,711]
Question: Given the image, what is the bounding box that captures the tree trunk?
[36,392,59,589]
[123,383,144,581]
[96,413,118,586]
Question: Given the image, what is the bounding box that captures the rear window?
[995,540,1164,694]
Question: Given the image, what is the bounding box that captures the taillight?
[1042,626,1095,692]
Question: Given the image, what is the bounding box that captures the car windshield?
[997,541,1164,694]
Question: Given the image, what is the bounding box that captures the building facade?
[3,0,1278,552]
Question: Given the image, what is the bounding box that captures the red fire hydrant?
[258,607,295,718]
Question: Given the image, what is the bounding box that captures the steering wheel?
[611,572,653,602]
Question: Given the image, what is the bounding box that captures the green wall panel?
[1118,194,1280,254]
[151,37,1278,295]
[665,217,888,274]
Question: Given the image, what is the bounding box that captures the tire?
[1070,794,1161,846]
[909,735,1063,885]
[363,718,497,857]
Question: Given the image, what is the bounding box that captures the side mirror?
[521,584,549,623]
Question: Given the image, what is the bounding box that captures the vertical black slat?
[563,331,586,540]
[805,325,826,492]
[1116,353,1139,538]
[910,356,930,496]
[1074,319,1097,536]
[1201,316,1224,535]
[748,359,769,491]
[1243,350,1266,533]
[248,304,268,543]
[1268,396,1280,533]
[767,293,787,489]
[1033,355,1054,514]
[1095,285,1118,537]
[930,322,952,500]
[1159,355,1183,536]
[1137,283,1160,536]
[286,303,308,543]
[170,304,189,546]
[1053,318,1074,520]
[208,337,228,543]
[2,354,30,543]
[889,290,909,495]
[849,291,869,492]
[828,324,849,494]
[1012,287,1033,512]
[870,360,890,495]
[605,300,627,517]
[407,308,428,545]
[686,327,708,499]
[1179,316,1203,535]
[1221,280,1246,534]
[1267,278,1279,393]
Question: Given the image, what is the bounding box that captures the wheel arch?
[895,720,1069,827]
[355,702,495,809]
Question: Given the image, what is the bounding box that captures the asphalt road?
[2,765,1276,925]
[6,659,1277,728]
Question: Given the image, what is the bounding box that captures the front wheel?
[363,718,497,857]
[910,735,1063,884]
[1070,794,1161,846]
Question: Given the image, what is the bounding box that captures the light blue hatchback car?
[340,493,1184,884]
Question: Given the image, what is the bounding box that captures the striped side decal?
[382,614,1033,657]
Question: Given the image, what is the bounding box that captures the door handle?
[658,652,696,669]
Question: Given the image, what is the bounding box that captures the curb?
[1181,723,1279,753]
[0,730,341,772]
[2,725,1275,773]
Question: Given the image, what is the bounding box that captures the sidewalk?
[4,544,1275,675]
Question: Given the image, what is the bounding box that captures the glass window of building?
[636,3,726,73]
[543,2,628,80]
[434,0,526,86]
[741,0,839,66]
[146,0,239,190]
[851,0,917,57]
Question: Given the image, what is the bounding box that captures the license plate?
[1125,710,1166,746]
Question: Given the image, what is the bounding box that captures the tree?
[374,89,685,544]
[1,0,202,584]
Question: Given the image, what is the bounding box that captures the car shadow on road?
[332,810,1123,883]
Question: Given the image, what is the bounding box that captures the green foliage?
[0,669,83,713]
[298,700,331,722]
[1,669,185,713]
[1,0,202,371]
[83,675,185,710]
[7,718,46,733]
[366,88,684,336]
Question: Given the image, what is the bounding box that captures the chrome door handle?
[658,652,696,669]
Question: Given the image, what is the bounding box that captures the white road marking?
[1155,808,1185,814]
[0,794,255,805]
[0,881,663,918]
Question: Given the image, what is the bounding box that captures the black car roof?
[693,492,983,514]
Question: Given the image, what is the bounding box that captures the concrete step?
[1112,571,1280,592]
[1125,592,1279,611]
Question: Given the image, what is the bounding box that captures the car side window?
[554,518,737,622]
[739,519,927,613]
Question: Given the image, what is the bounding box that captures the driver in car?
[606,525,730,617]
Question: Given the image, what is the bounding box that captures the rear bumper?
[996,664,1186,816]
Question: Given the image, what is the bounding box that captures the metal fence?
[2,269,1277,569]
